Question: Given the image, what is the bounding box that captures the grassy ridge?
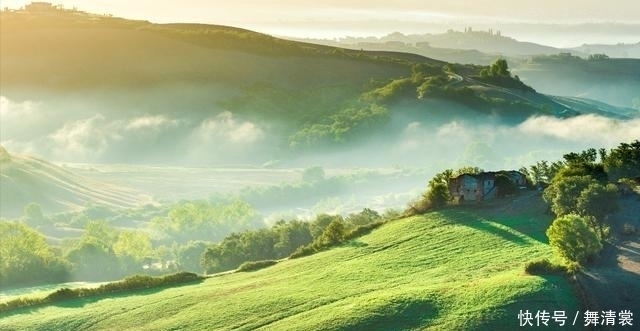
[0,207,580,330]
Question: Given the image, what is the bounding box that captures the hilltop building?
[448,170,527,202]
[25,2,55,12]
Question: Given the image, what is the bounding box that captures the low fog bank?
[0,95,278,165]
[295,107,640,172]
[2,95,639,171]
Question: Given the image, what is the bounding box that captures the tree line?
[201,208,389,274]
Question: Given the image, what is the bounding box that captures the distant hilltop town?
[1,1,99,16]
[3,2,70,12]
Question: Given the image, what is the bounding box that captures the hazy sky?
[4,1,640,45]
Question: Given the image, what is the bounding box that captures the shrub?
[318,219,346,247]
[344,221,385,240]
[289,244,317,259]
[546,214,602,264]
[160,272,201,284]
[45,287,77,301]
[524,258,567,275]
[237,260,278,272]
[0,297,42,312]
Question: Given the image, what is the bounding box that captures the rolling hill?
[0,199,581,330]
[511,55,640,109]
[2,8,630,165]
[0,147,151,218]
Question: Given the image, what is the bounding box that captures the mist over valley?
[1,3,640,330]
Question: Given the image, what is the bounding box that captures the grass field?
[0,207,580,330]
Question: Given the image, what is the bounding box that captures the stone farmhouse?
[448,170,527,202]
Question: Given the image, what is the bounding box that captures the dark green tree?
[490,58,510,76]
[604,140,640,181]
[576,183,618,237]
[543,175,596,216]
[65,238,121,281]
[0,222,70,287]
[177,241,208,273]
[318,219,346,247]
[310,214,341,238]
[546,214,602,265]
[346,208,381,227]
[273,220,313,256]
[426,169,453,209]
[426,181,451,208]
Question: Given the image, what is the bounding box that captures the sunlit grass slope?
[0,209,580,330]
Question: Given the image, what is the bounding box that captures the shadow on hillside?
[466,217,531,246]
[335,298,438,331]
[446,191,551,245]
[475,274,583,330]
[344,240,368,248]
[442,208,544,246]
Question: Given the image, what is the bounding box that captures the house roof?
[450,170,525,182]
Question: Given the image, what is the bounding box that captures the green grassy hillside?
[0,205,580,330]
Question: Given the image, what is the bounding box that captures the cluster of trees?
[478,59,535,92]
[63,220,155,280]
[0,222,70,287]
[2,192,395,288]
[0,218,160,286]
[542,141,640,266]
[519,160,566,187]
[0,197,269,287]
[288,102,389,148]
[151,199,263,243]
[479,58,510,77]
[201,209,384,274]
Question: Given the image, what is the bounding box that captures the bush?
[0,297,43,312]
[160,272,201,284]
[290,218,389,260]
[318,219,346,246]
[406,197,431,216]
[524,258,567,275]
[344,221,385,241]
[45,287,77,301]
[546,214,602,265]
[237,260,278,272]
[289,244,317,259]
